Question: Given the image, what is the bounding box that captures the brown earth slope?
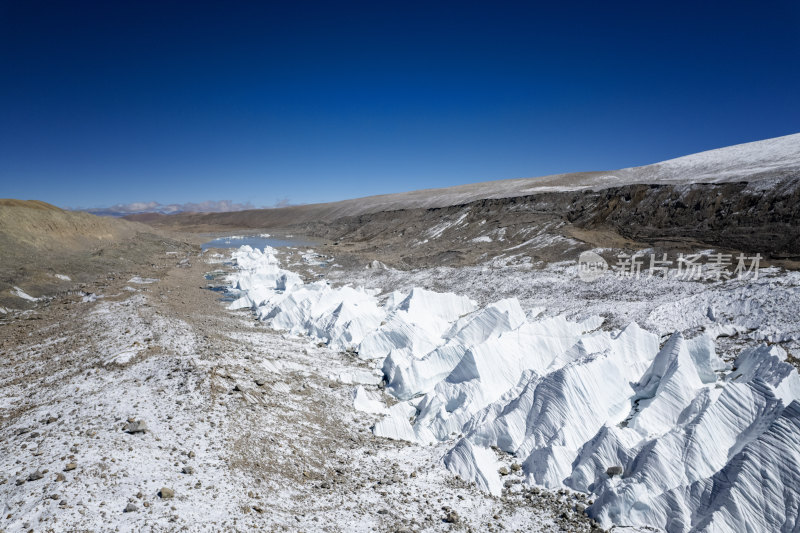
[0,200,196,311]
[0,199,140,248]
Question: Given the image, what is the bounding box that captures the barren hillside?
[0,200,194,311]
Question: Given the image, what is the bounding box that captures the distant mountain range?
[80,200,259,217]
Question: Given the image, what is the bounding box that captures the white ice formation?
[225,245,800,532]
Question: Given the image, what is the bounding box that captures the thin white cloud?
[80,200,258,216]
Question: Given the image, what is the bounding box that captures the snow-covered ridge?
[630,132,800,183]
[224,245,800,532]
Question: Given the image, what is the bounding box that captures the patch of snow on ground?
[128,276,159,284]
[426,211,469,239]
[11,286,39,301]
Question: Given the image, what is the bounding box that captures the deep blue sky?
[1,1,799,210]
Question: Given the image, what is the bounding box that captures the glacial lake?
[201,234,314,251]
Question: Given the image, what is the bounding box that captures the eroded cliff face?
[297,176,800,268]
[565,178,800,257]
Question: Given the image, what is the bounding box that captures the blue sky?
[1,1,798,210]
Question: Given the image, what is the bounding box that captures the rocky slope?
[0,199,189,312]
[0,199,141,248]
[298,177,800,269]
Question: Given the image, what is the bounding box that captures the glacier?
[224,245,800,532]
